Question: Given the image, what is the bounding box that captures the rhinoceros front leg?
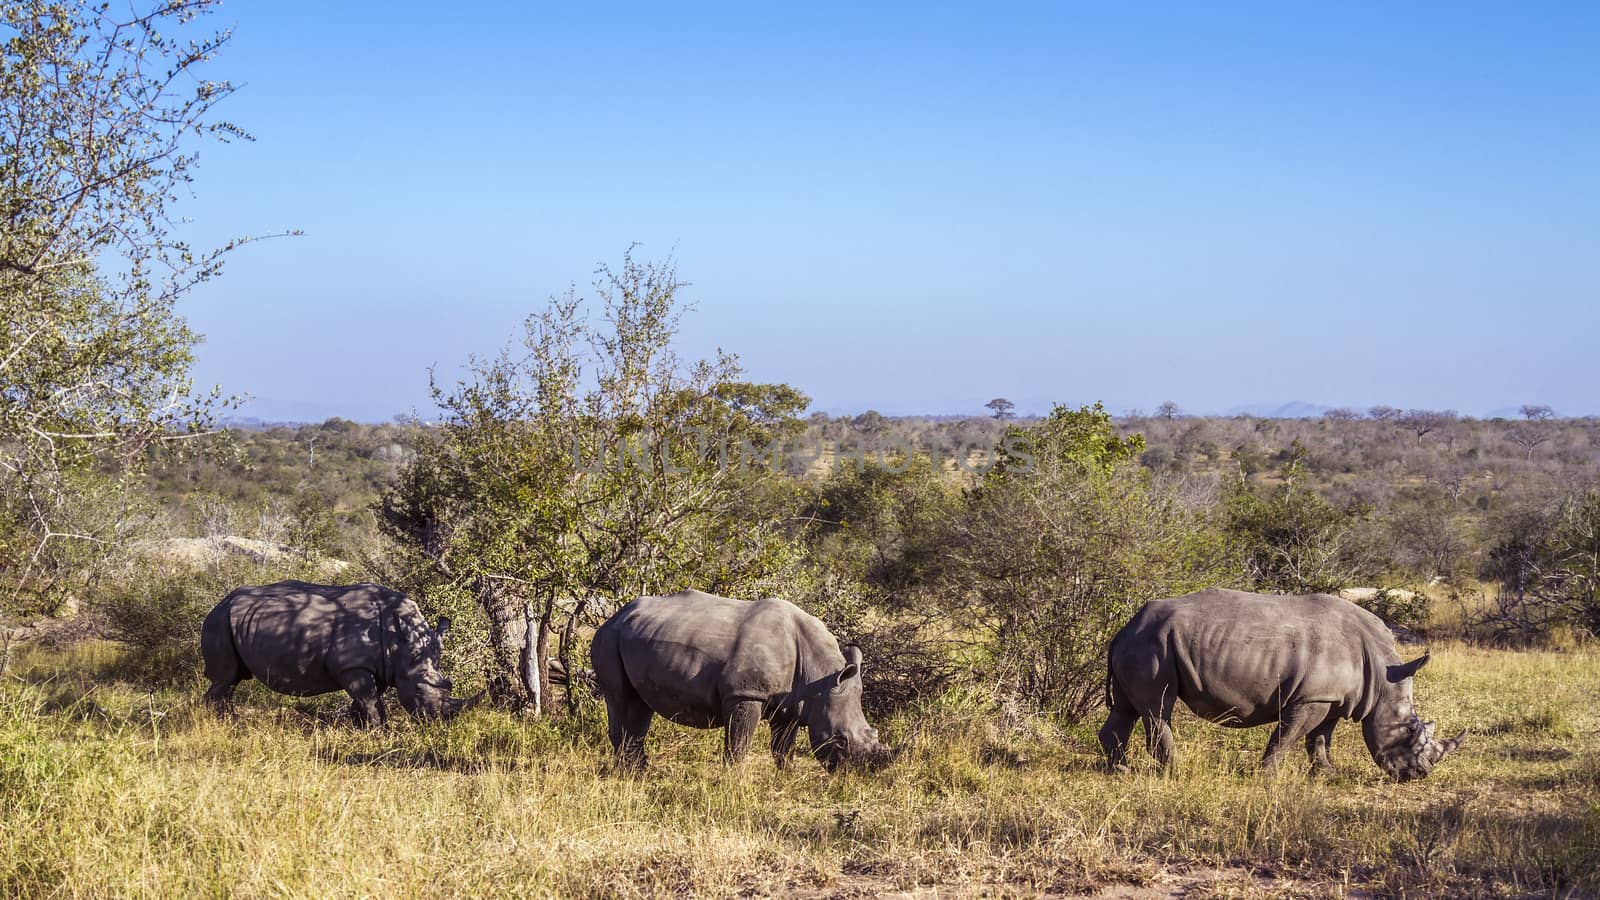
[1262,702,1332,772]
[1142,713,1178,770]
[770,712,801,769]
[1305,713,1339,773]
[336,670,387,728]
[723,699,763,764]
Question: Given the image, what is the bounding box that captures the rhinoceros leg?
[1262,702,1332,772]
[1142,710,1177,770]
[336,670,387,728]
[723,699,762,764]
[604,693,654,771]
[201,607,247,716]
[770,712,801,769]
[202,661,246,717]
[1098,707,1138,773]
[1305,713,1339,773]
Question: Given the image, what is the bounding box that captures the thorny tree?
[377,250,808,714]
[1,1,285,610]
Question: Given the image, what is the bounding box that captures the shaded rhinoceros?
[591,590,893,771]
[1101,588,1464,780]
[201,581,481,724]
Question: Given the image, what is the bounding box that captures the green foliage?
[988,401,1144,480]
[1356,588,1433,634]
[939,404,1236,719]
[1481,490,1600,641]
[0,0,274,610]
[376,250,809,711]
[284,492,342,559]
[1224,448,1374,594]
[803,454,958,598]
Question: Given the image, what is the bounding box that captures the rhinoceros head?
[1362,652,1465,781]
[802,645,894,772]
[394,615,483,721]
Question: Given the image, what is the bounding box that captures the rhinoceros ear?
[835,662,860,686]
[435,616,452,637]
[1386,652,1430,683]
[842,644,863,668]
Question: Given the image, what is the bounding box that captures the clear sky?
[174,1,1600,422]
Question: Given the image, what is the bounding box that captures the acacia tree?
[377,251,808,713]
[1,1,277,609]
[1507,405,1556,460]
[984,398,1014,420]
[1399,409,1458,445]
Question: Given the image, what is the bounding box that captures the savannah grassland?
[3,636,1596,898]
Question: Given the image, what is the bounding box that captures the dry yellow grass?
[2,641,1596,897]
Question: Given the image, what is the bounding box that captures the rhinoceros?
[201,581,481,724]
[590,590,893,771]
[1101,588,1464,780]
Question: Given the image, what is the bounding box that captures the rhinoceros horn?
[1406,715,1466,773]
[443,690,486,719]
[1439,729,1466,755]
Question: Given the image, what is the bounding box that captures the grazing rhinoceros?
[201,581,482,724]
[1101,588,1464,780]
[591,590,893,771]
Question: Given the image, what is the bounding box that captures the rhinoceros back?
[1111,588,1397,726]
[594,590,841,727]
[209,581,392,697]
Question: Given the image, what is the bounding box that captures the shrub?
[1356,587,1433,634]
[1225,450,1377,594]
[1478,490,1600,643]
[935,404,1238,720]
[97,557,342,684]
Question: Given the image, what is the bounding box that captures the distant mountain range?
[1220,401,1333,419]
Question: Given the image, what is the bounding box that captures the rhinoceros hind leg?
[1099,708,1137,773]
[1132,688,1179,770]
[203,679,242,717]
[605,694,653,771]
[723,699,762,764]
[201,614,247,716]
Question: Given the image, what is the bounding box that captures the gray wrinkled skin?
[1101,588,1464,780]
[591,590,893,771]
[201,581,482,724]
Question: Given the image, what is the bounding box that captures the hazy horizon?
[171,2,1599,423]
[220,399,1570,427]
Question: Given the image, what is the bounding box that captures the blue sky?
[174,1,1600,421]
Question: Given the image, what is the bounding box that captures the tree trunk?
[520,602,541,715]
[478,580,535,711]
[535,596,555,715]
[559,595,589,714]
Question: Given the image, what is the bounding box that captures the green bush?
[936,404,1239,720]
[96,558,341,684]
[1357,587,1433,634]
